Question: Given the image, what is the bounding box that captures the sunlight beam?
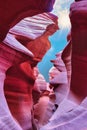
[58,9,71,29]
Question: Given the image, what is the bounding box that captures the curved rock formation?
[4,62,35,130]
[0,43,29,130]
[34,90,56,129]
[62,32,72,87]
[40,97,87,130]
[33,73,47,93]
[0,0,55,41]
[3,11,58,130]
[33,69,48,104]
[49,52,68,104]
[40,1,87,130]
[70,0,87,98]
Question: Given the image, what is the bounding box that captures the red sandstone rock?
[3,12,58,130]
[0,0,55,41]
[4,62,35,130]
[26,15,58,62]
[70,0,87,97]
[0,43,30,130]
[62,34,72,86]
[0,1,58,129]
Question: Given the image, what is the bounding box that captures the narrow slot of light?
[58,9,71,29]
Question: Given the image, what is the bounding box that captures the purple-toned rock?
[40,1,87,130]
[49,66,67,85]
[49,52,68,105]
[62,33,72,86]
[40,97,87,130]
[49,66,60,82]
[51,51,66,72]
[41,2,87,130]
[9,13,58,40]
[33,73,48,93]
[34,90,56,129]
[33,68,48,104]
[33,68,56,129]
